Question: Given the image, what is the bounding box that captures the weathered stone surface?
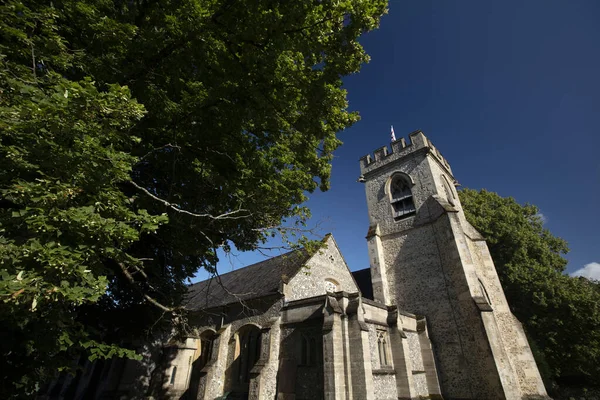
[372,374,398,400]
[286,236,358,301]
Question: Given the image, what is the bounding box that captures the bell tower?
[359,130,548,400]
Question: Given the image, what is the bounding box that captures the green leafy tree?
[0,0,387,396]
[459,188,600,388]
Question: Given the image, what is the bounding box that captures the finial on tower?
[390,125,396,142]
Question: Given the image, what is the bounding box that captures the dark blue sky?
[205,0,600,280]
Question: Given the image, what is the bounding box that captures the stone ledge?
[372,368,396,375]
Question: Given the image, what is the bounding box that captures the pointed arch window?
[390,175,415,220]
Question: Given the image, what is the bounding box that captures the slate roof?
[185,248,312,311]
[351,268,374,300]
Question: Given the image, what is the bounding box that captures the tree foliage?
[0,0,387,396]
[459,188,600,387]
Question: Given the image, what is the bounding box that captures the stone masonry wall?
[406,331,427,397]
[367,324,382,370]
[373,374,398,400]
[286,236,358,301]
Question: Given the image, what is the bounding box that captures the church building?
[41,131,549,400]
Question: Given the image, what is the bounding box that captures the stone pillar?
[322,295,346,400]
[340,313,353,399]
[366,224,391,305]
[347,296,375,400]
[416,318,442,399]
[248,319,280,400]
[387,307,417,400]
[203,325,231,399]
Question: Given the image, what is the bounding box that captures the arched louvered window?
[390,175,415,220]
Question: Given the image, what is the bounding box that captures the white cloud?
[571,262,600,280]
[534,212,548,224]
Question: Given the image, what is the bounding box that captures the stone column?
[347,296,375,400]
[366,224,391,305]
[416,318,442,399]
[249,319,280,400]
[387,307,416,400]
[202,325,231,399]
[322,295,346,400]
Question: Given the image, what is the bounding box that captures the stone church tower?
[359,130,548,399]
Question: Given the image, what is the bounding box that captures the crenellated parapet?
[359,130,453,177]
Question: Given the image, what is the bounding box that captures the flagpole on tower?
[390,125,396,142]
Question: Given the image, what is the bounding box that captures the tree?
[0,0,387,396]
[459,188,600,388]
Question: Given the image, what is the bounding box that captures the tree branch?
[138,143,181,161]
[30,42,36,80]
[129,180,251,220]
[118,262,175,313]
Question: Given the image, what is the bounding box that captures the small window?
[324,279,338,293]
[377,331,390,366]
[390,175,415,220]
[169,366,177,385]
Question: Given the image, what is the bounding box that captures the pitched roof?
[351,268,374,300]
[185,248,312,311]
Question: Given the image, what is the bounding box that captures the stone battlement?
[359,130,452,176]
